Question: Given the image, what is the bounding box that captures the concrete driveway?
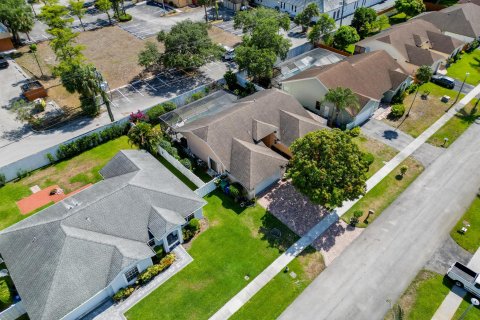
[279,121,480,320]
[0,58,32,148]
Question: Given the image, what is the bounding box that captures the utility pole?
[94,69,115,122]
[447,71,469,112]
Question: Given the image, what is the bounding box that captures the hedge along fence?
[157,145,205,188]
[0,79,222,183]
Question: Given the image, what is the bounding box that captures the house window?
[315,101,321,110]
[124,266,139,282]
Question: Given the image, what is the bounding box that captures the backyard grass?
[353,134,398,178]
[382,82,463,138]
[450,195,480,253]
[0,136,134,230]
[345,44,355,54]
[384,270,453,320]
[125,191,301,320]
[230,248,325,320]
[342,157,423,227]
[427,99,480,147]
[154,154,198,190]
[447,49,480,86]
[389,12,407,25]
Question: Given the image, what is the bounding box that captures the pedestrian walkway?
[209,83,480,320]
[432,247,480,320]
[361,119,444,167]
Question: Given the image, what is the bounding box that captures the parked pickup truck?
[447,262,480,297]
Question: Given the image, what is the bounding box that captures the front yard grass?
[427,100,480,147]
[125,191,300,320]
[230,248,325,320]
[454,293,480,319]
[0,136,134,230]
[342,157,423,228]
[382,82,462,138]
[384,270,453,320]
[447,49,480,86]
[450,195,480,253]
[353,134,398,178]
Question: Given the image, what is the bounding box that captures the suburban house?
[354,19,465,74]
[223,0,247,11]
[415,3,480,43]
[253,0,384,20]
[175,89,327,197]
[281,50,412,128]
[0,150,206,320]
[0,23,14,53]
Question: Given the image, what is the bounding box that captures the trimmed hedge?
[56,123,129,161]
[137,253,176,285]
[182,218,200,242]
[146,102,176,125]
[390,104,405,118]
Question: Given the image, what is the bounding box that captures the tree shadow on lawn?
[456,105,480,124]
[469,57,480,69]
[259,213,299,253]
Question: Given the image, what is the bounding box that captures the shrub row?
[182,218,200,242]
[56,123,129,161]
[137,253,176,285]
[145,102,176,125]
[113,253,176,302]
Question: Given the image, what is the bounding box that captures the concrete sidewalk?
[432,248,480,320]
[209,83,480,320]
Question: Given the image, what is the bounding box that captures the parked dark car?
[0,56,9,69]
[431,75,455,89]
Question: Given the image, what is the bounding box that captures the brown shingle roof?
[416,3,480,39]
[284,50,410,103]
[177,89,327,190]
[356,19,465,69]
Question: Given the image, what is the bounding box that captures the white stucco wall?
[181,132,225,173]
[253,169,284,197]
[346,99,379,129]
[282,78,329,111]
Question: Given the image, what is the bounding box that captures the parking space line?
[116,89,131,102]
[129,84,144,96]
[143,80,157,92]
[155,75,167,85]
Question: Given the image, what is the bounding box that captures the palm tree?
[406,65,433,117]
[324,87,360,127]
[29,44,44,77]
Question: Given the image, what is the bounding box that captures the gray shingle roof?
[177,89,327,190]
[0,150,206,320]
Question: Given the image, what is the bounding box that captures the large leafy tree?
[39,0,73,31]
[157,20,223,69]
[286,129,369,209]
[324,87,360,127]
[234,7,290,34]
[332,26,360,50]
[234,8,291,84]
[138,41,161,69]
[394,0,425,18]
[0,0,35,45]
[294,3,319,33]
[308,13,336,45]
[351,7,377,39]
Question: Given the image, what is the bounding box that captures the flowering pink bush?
[129,110,149,123]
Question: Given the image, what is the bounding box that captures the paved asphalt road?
[279,121,480,320]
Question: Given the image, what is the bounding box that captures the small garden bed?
[113,253,176,302]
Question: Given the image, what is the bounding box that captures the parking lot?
[214,20,244,37]
[106,60,230,113]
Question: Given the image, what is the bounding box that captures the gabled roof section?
[416,3,480,39]
[280,110,328,146]
[230,139,288,190]
[148,207,185,240]
[0,150,206,320]
[252,119,278,141]
[284,51,410,103]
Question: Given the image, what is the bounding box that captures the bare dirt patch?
[297,248,325,280]
[208,25,241,47]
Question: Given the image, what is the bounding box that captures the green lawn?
[383,82,463,138]
[389,12,407,25]
[447,49,480,86]
[230,248,324,320]
[154,154,197,190]
[428,100,480,147]
[454,293,480,319]
[353,134,398,178]
[345,44,355,54]
[125,191,300,320]
[342,157,423,227]
[450,196,480,253]
[0,136,134,230]
[385,270,453,320]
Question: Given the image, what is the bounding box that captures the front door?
[167,231,179,246]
